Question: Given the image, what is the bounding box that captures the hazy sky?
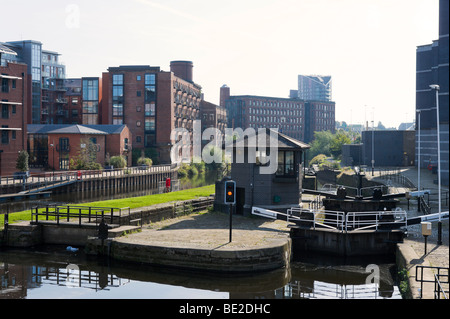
[1,0,440,128]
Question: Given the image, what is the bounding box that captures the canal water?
[1,172,403,299]
[0,246,402,299]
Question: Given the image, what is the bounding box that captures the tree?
[307,131,334,162]
[69,138,102,170]
[330,131,352,158]
[16,150,29,172]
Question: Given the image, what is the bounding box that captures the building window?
[1,105,8,119]
[145,103,155,116]
[83,79,99,101]
[136,121,141,127]
[145,73,156,102]
[1,126,8,144]
[112,74,123,85]
[145,118,155,131]
[276,150,295,176]
[113,118,123,125]
[137,75,141,81]
[136,136,141,143]
[137,91,141,97]
[1,79,8,93]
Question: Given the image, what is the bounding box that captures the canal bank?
[85,211,292,273]
[368,167,449,299]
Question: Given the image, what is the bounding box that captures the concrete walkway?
[369,167,449,299]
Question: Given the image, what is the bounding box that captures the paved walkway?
[368,167,449,299]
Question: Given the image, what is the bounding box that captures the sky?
[0,0,440,129]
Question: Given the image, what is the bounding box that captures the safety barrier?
[30,204,131,226]
[415,266,449,299]
[287,207,407,233]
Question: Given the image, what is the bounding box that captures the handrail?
[287,208,407,233]
[415,266,449,299]
[30,204,131,226]
[434,273,449,299]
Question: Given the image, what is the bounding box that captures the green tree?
[330,130,352,158]
[16,150,29,172]
[307,131,334,162]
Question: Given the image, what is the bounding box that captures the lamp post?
[50,143,55,180]
[371,120,374,176]
[416,110,421,205]
[429,84,442,245]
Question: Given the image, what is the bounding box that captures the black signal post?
[224,181,236,242]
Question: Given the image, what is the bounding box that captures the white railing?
[287,207,407,233]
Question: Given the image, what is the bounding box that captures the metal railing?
[0,164,175,190]
[415,266,449,299]
[30,204,131,226]
[287,207,407,233]
[173,198,214,216]
[317,183,389,198]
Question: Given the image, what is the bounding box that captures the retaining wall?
[85,238,292,273]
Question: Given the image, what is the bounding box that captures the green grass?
[0,184,215,228]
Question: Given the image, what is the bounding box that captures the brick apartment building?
[199,100,227,144]
[0,59,29,176]
[222,86,335,143]
[28,124,131,170]
[101,61,202,164]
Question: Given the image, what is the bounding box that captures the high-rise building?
[415,0,449,185]
[297,75,332,102]
[1,40,66,124]
[101,61,202,164]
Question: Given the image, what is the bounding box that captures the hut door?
[236,187,245,215]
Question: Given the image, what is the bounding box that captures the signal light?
[224,181,236,204]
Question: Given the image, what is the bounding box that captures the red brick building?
[101,61,202,164]
[0,61,28,176]
[28,124,131,170]
[222,86,335,143]
[200,100,227,143]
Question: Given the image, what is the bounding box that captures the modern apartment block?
[1,40,66,125]
[223,86,335,143]
[415,0,449,185]
[295,75,332,102]
[0,59,28,175]
[101,61,202,163]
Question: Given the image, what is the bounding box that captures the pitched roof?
[27,124,127,135]
[224,127,310,150]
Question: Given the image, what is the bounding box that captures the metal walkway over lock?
[251,206,449,233]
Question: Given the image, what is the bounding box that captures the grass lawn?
[0,184,215,228]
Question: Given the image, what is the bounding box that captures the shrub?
[137,157,153,166]
[110,156,127,168]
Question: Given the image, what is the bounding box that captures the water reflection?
[0,247,401,299]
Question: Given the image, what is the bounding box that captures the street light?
[371,120,374,176]
[50,143,55,180]
[429,84,442,245]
